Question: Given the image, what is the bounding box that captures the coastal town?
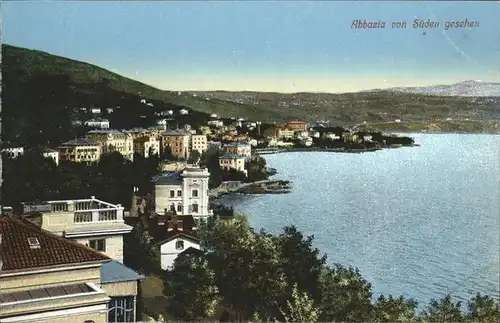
[0,100,417,322]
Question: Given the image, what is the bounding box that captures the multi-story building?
[265,125,295,139]
[0,215,144,323]
[151,167,213,221]
[190,134,208,155]
[222,142,251,159]
[21,196,132,263]
[133,135,161,158]
[87,130,134,161]
[161,130,191,160]
[85,118,110,130]
[286,120,309,132]
[1,147,24,159]
[58,138,101,164]
[41,148,60,166]
[0,216,111,323]
[218,154,247,175]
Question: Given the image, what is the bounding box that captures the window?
[170,190,175,198]
[177,204,182,212]
[170,204,176,212]
[89,239,106,252]
[176,240,184,250]
[192,203,199,213]
[192,189,199,197]
[108,296,134,323]
[177,190,182,197]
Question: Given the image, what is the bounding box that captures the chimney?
[177,220,183,231]
[167,221,173,232]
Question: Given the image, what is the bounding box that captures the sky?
[2,1,500,93]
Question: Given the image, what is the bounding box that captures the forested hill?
[0,44,262,147]
[2,44,500,148]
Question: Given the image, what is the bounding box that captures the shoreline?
[254,144,419,155]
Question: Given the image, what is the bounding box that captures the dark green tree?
[465,293,500,322]
[123,227,160,275]
[373,295,418,322]
[318,264,374,322]
[163,252,219,321]
[421,295,464,323]
[277,226,326,303]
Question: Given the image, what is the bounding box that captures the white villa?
[85,118,110,129]
[42,148,60,166]
[151,168,213,221]
[1,147,24,159]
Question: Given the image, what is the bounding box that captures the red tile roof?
[0,217,110,272]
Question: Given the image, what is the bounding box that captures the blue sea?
[217,133,500,307]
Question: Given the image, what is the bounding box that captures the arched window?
[192,203,199,213]
[108,296,134,323]
[177,204,182,212]
[170,203,175,212]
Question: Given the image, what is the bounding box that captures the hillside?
[189,90,500,125]
[386,80,500,97]
[2,44,500,148]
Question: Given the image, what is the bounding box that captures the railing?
[74,212,93,223]
[51,203,69,212]
[74,209,120,223]
[98,210,117,221]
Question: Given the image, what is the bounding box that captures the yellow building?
[218,154,247,175]
[265,125,295,139]
[161,130,191,160]
[190,134,208,155]
[133,135,161,158]
[58,138,101,164]
[87,130,134,161]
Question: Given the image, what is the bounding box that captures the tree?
[123,227,160,275]
[465,293,500,322]
[246,155,269,182]
[421,295,464,323]
[373,295,418,322]
[163,252,219,321]
[277,283,321,323]
[318,264,374,322]
[277,226,327,304]
[188,149,201,165]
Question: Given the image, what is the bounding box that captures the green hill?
[2,44,500,148]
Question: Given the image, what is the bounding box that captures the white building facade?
[42,148,60,165]
[1,147,24,159]
[152,168,213,221]
[159,232,201,270]
[85,118,110,129]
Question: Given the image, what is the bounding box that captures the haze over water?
[218,134,500,306]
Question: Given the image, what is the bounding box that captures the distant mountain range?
[382,80,500,97]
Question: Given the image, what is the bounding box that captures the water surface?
[218,134,500,306]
